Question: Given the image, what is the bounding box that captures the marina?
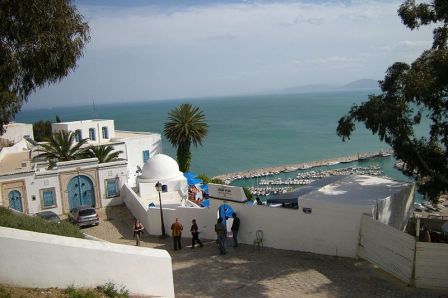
[214,150,392,185]
[247,165,383,196]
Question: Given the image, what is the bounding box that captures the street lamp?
[155,181,166,238]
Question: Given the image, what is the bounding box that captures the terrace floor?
[83,205,447,298]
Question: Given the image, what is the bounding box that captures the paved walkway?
[84,205,447,298]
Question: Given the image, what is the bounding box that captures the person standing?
[171,218,183,250]
[190,219,203,248]
[133,218,144,246]
[215,218,227,255]
[231,213,240,247]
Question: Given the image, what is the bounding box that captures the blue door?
[8,190,23,212]
[67,175,95,210]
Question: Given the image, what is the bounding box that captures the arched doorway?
[67,175,95,210]
[8,190,23,212]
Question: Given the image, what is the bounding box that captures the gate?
[358,215,415,284]
[67,175,95,210]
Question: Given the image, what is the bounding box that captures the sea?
[16,89,421,197]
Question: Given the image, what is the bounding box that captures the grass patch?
[64,283,129,298]
[97,282,129,298]
[0,207,84,239]
[0,285,12,298]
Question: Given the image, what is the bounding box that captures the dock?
[213,150,392,183]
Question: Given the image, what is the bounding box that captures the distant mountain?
[342,79,379,89]
[268,79,380,94]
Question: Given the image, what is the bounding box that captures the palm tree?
[33,130,88,168]
[164,103,208,172]
[83,145,123,163]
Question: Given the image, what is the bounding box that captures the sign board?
[208,183,247,202]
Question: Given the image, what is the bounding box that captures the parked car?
[68,206,99,227]
[35,211,61,223]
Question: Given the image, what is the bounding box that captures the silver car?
[69,206,99,227]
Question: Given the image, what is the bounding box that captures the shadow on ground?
[84,205,447,298]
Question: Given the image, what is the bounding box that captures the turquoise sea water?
[17,89,410,182]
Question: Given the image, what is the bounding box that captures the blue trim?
[143,150,150,163]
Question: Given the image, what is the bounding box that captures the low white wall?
[122,184,151,232]
[0,227,174,297]
[145,198,369,257]
[0,139,28,161]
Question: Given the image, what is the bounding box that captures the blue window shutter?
[106,179,119,197]
[43,190,55,207]
[143,150,150,163]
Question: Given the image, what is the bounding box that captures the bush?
[65,286,97,298]
[97,282,129,298]
[0,207,84,239]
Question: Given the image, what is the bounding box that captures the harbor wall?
[0,227,175,297]
[213,150,392,181]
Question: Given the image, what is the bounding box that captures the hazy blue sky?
[25,0,434,109]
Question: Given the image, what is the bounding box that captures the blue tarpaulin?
[200,199,210,207]
[199,184,209,193]
[184,172,202,185]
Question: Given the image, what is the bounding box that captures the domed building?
[136,154,188,205]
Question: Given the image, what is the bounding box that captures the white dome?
[140,154,182,181]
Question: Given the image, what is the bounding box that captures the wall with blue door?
[1,180,28,214]
[59,169,101,213]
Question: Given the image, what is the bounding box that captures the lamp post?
[155,181,166,238]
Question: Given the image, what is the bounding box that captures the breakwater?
[213,150,392,184]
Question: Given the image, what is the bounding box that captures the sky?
[25,0,435,109]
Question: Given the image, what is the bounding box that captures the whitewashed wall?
[415,242,448,289]
[144,198,373,257]
[0,227,174,297]
[97,162,128,207]
[123,184,151,232]
[1,123,33,144]
[0,171,63,215]
[0,139,29,161]
[52,120,115,144]
[28,173,63,215]
[358,215,415,284]
[118,133,162,187]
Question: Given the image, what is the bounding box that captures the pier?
[213,150,392,183]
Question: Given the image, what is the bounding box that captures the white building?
[52,119,162,186]
[0,122,34,145]
[136,154,188,207]
[0,119,162,215]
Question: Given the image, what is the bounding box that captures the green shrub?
[65,286,97,298]
[0,285,11,298]
[97,282,129,298]
[0,207,84,239]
